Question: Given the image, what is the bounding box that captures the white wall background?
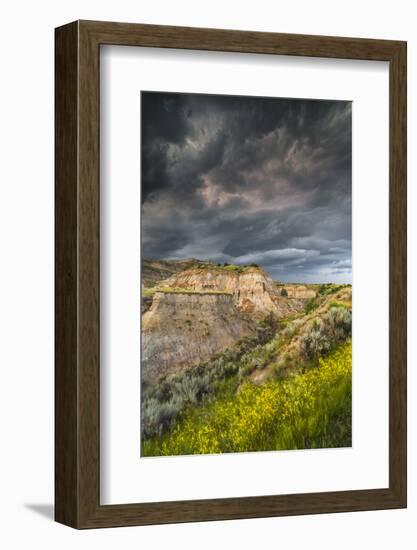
[0,0,415,547]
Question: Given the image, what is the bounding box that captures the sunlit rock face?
[159,266,306,319]
[141,266,319,384]
[283,285,316,300]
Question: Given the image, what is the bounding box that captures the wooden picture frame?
[55,20,407,529]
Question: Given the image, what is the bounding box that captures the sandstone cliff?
[141,291,255,384]
[281,285,316,300]
[158,266,306,319]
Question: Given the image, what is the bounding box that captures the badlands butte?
[141,258,350,386]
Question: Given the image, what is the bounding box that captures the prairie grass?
[196,263,259,273]
[142,341,352,456]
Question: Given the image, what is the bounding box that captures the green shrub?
[327,306,352,342]
[317,283,344,296]
[282,321,297,339]
[300,318,331,359]
[141,398,182,439]
[300,307,351,360]
[304,297,319,314]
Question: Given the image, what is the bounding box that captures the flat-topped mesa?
[158,266,304,319]
[141,291,255,384]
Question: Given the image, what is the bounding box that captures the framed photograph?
[55,20,406,528]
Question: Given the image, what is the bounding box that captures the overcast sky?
[141,91,352,283]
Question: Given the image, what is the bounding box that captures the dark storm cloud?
[141,91,352,283]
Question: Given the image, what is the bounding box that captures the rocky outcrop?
[141,291,255,384]
[159,267,306,319]
[141,264,320,383]
[281,285,316,300]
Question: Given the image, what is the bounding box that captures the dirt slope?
[141,291,256,384]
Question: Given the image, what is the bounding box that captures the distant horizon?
[141,91,352,284]
[143,256,352,285]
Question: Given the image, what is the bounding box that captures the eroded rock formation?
[141,291,255,384]
[282,285,316,299]
[159,266,307,319]
[141,265,319,383]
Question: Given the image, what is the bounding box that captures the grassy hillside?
[143,342,351,456]
[141,285,352,456]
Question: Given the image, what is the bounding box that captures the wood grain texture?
[388,41,407,503]
[55,21,79,527]
[55,20,407,529]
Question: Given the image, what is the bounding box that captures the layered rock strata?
[141,291,255,384]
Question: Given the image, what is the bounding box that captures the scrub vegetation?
[143,343,351,456]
